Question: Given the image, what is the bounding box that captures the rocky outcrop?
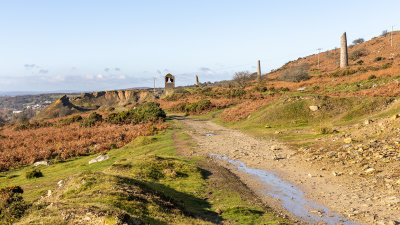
[37,89,154,119]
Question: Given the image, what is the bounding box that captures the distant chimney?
[257,60,261,81]
[340,32,348,68]
[196,75,199,86]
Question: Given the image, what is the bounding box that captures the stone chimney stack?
[257,60,261,81]
[195,75,199,86]
[340,32,348,68]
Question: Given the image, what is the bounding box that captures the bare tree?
[233,71,251,88]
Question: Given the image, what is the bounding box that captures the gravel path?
[176,116,400,225]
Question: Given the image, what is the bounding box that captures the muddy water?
[210,154,359,225]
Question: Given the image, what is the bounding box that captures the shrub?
[368,75,377,80]
[382,30,388,36]
[374,56,385,62]
[356,60,364,65]
[226,89,246,98]
[105,102,166,124]
[349,47,368,61]
[80,112,102,127]
[352,38,364,45]
[279,63,310,82]
[25,169,43,179]
[173,99,212,113]
[0,186,28,223]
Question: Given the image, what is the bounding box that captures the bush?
[226,89,246,98]
[173,99,212,113]
[25,169,43,179]
[368,75,377,80]
[352,38,364,45]
[0,186,28,223]
[374,56,385,62]
[382,30,388,36]
[356,60,364,65]
[80,112,102,127]
[278,63,310,82]
[105,102,166,124]
[349,47,368,61]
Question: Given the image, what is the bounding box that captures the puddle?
[210,154,358,225]
[204,133,216,136]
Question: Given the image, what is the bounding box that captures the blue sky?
[0,0,399,93]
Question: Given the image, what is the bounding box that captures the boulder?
[88,155,110,164]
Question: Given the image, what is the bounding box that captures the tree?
[352,38,364,45]
[233,71,251,88]
[382,30,388,36]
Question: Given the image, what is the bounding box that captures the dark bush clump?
[25,169,43,179]
[368,75,377,80]
[374,56,385,62]
[0,186,28,223]
[80,112,103,127]
[278,63,310,82]
[356,60,364,65]
[105,102,166,124]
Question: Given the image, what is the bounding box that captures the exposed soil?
[175,116,400,225]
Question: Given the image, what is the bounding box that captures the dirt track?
[176,116,400,225]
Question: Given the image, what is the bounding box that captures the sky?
[0,0,399,93]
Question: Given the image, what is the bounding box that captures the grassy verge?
[211,94,399,145]
[1,123,289,224]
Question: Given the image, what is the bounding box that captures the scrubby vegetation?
[106,102,166,124]
[25,169,43,179]
[0,186,28,224]
[173,99,212,114]
[278,63,310,82]
[0,102,168,171]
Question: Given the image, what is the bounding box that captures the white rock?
[385,196,400,204]
[58,180,63,187]
[297,87,307,92]
[270,145,280,151]
[47,190,52,197]
[88,155,110,164]
[309,105,319,111]
[34,161,49,167]
[365,168,376,174]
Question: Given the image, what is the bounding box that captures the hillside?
[262,31,400,96]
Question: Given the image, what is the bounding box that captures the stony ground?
[177,116,400,225]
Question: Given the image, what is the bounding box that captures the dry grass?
[220,96,278,122]
[0,121,168,171]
